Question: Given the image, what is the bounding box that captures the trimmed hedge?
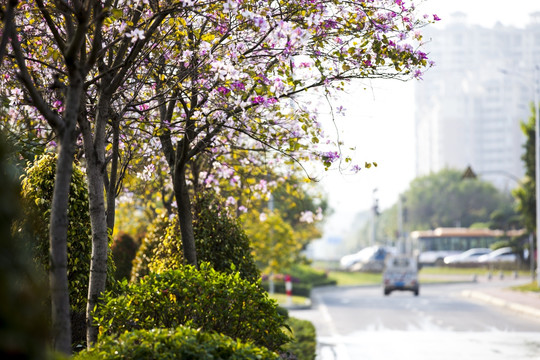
[282,317,317,360]
[95,263,290,352]
[111,232,139,281]
[131,192,260,284]
[74,327,280,360]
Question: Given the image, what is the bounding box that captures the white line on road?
[315,293,351,360]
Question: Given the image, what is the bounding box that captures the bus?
[410,227,525,266]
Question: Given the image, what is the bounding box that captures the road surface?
[289,281,540,360]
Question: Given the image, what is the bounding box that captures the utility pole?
[397,195,405,254]
[371,188,379,246]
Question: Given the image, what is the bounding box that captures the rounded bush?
[282,317,317,360]
[18,153,116,347]
[19,153,92,312]
[192,191,260,283]
[131,192,260,284]
[74,326,279,360]
[95,263,290,352]
[130,212,173,282]
[111,232,139,281]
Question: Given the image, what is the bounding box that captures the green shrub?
[17,153,115,347]
[130,212,173,282]
[95,263,290,352]
[282,318,317,360]
[74,326,279,360]
[132,192,260,284]
[111,232,139,281]
[192,191,260,283]
[19,153,92,312]
[286,264,336,287]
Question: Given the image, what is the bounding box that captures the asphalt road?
[289,281,540,360]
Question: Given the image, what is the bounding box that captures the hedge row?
[94,263,290,352]
[75,327,280,360]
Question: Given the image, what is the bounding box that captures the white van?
[383,255,419,296]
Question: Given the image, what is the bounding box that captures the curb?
[461,290,540,319]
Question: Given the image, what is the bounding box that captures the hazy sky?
[319,0,540,240]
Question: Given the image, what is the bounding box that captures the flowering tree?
[131,0,436,267]
[2,0,202,350]
[2,0,437,352]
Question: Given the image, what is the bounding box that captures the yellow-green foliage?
[282,317,317,360]
[150,215,184,273]
[95,264,290,352]
[18,153,115,311]
[242,210,301,275]
[75,326,280,360]
[19,153,92,312]
[130,212,173,282]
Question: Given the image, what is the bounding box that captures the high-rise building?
[415,12,540,190]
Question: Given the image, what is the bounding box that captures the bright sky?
[319,0,540,240]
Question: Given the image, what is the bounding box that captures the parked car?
[418,250,462,267]
[340,246,396,272]
[383,255,419,296]
[443,248,492,265]
[477,247,517,264]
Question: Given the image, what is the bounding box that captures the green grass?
[270,293,311,307]
[419,266,531,277]
[326,271,382,286]
[511,281,540,293]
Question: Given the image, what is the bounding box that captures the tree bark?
[173,163,198,266]
[48,69,83,354]
[79,95,110,347]
[49,134,76,354]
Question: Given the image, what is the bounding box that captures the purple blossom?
[251,96,265,104]
[322,151,340,163]
[416,51,428,60]
[433,14,441,21]
[217,86,230,95]
[231,81,245,91]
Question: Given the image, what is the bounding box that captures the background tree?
[402,169,512,230]
[346,168,518,252]
[513,104,537,234]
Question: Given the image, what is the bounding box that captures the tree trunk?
[49,74,82,354]
[49,138,75,354]
[106,117,120,231]
[173,163,198,266]
[80,96,110,347]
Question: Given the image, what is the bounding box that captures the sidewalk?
[461,279,540,319]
